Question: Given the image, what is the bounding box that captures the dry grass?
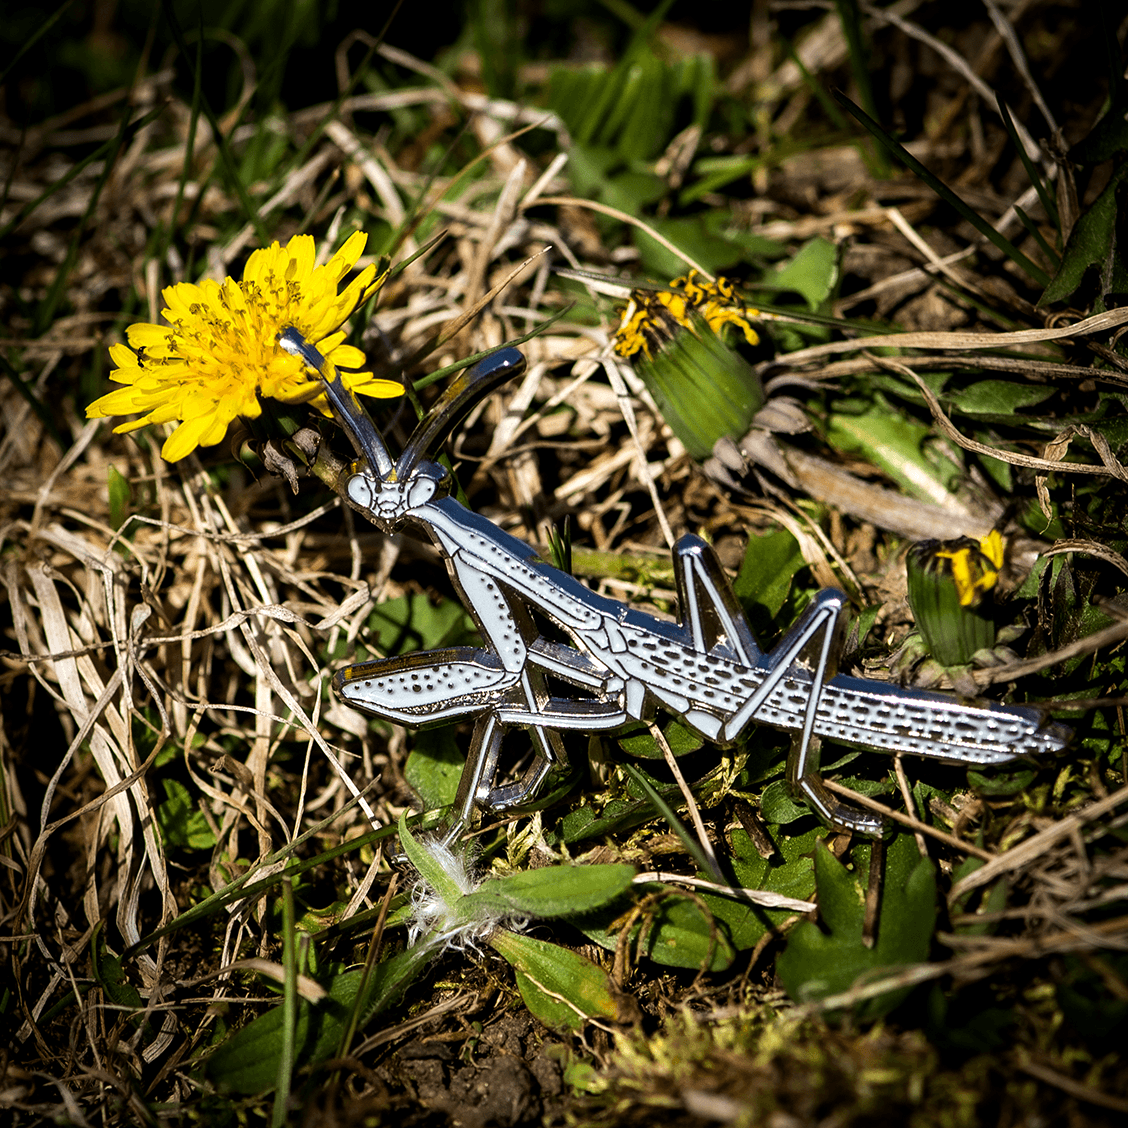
[2,6,1127,1125]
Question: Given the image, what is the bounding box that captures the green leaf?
[397,812,466,907]
[944,380,1056,418]
[155,779,217,851]
[703,826,821,950]
[107,465,131,531]
[616,719,703,761]
[825,398,958,505]
[460,864,636,920]
[1040,162,1128,307]
[966,766,1036,797]
[633,214,747,279]
[763,237,839,311]
[488,930,624,1032]
[776,834,937,1019]
[580,888,735,971]
[90,922,143,1011]
[404,725,464,811]
[734,525,806,620]
[206,945,435,1094]
[757,780,811,826]
[366,592,479,657]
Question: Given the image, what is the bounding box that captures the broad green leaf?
[460,863,636,920]
[734,525,806,620]
[763,237,839,311]
[206,944,434,1093]
[702,826,821,950]
[404,725,464,810]
[776,834,937,1019]
[757,780,811,826]
[633,215,747,279]
[601,168,667,217]
[366,592,478,658]
[826,398,959,505]
[564,143,619,200]
[944,380,1056,418]
[489,930,624,1032]
[580,888,735,971]
[155,778,217,851]
[1040,162,1128,307]
[617,719,703,761]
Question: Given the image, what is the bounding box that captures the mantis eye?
[346,473,379,509]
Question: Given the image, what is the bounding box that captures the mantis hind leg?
[780,591,885,837]
[722,587,886,836]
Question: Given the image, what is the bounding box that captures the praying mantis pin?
[279,328,1069,843]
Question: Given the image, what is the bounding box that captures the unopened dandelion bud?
[906,531,1004,667]
[613,273,764,460]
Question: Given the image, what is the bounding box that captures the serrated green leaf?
[1040,162,1128,307]
[945,380,1056,417]
[764,237,839,311]
[776,834,937,1019]
[825,399,958,506]
[155,778,217,851]
[702,826,821,950]
[489,931,624,1032]
[460,863,636,920]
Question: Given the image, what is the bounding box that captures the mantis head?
[277,327,527,530]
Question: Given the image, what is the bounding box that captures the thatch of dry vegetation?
[2,2,1127,1125]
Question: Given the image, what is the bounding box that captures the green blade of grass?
[271,877,297,1128]
[835,92,1051,287]
[834,0,880,132]
[621,762,715,879]
[997,96,1060,233]
[159,0,268,246]
[0,103,163,244]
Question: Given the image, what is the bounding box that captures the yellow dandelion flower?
[87,231,403,461]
